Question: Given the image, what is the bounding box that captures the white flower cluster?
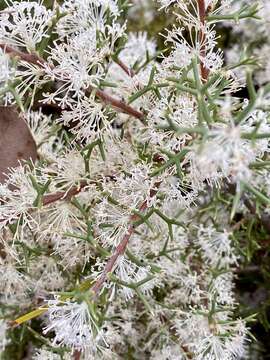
[0,0,269,359]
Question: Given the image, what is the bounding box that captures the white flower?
[43,34,104,106]
[52,234,93,269]
[57,0,120,38]
[43,297,106,351]
[26,110,53,145]
[145,93,198,151]
[40,201,84,239]
[43,149,86,190]
[0,1,52,51]
[111,256,156,300]
[165,21,223,72]
[196,225,238,267]
[15,61,47,103]
[150,343,186,360]
[186,121,258,187]
[59,96,110,142]
[94,197,132,247]
[106,32,156,103]
[29,256,65,293]
[0,166,42,236]
[120,32,156,68]
[0,260,29,304]
[162,42,193,69]
[211,272,235,305]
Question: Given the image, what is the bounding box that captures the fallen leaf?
[0,106,37,183]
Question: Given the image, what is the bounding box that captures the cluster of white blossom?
[0,0,269,359]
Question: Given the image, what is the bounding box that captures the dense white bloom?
[114,256,156,300]
[146,93,198,151]
[26,110,53,145]
[59,96,110,142]
[15,61,47,102]
[106,32,156,104]
[43,37,104,106]
[0,259,29,304]
[166,25,223,72]
[0,1,52,51]
[0,166,42,235]
[174,311,247,360]
[120,32,156,68]
[43,149,86,190]
[52,234,93,269]
[196,225,238,267]
[57,0,120,38]
[0,0,267,358]
[43,297,106,351]
[186,122,258,187]
[29,256,65,292]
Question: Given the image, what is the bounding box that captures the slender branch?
[1,44,145,121]
[114,59,135,78]
[73,350,81,360]
[197,0,209,82]
[0,44,45,66]
[42,181,88,206]
[92,88,144,120]
[91,186,159,296]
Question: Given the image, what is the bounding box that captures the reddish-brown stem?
[73,350,81,360]
[91,186,159,296]
[1,44,145,121]
[197,0,209,82]
[114,59,135,78]
[0,44,46,66]
[42,181,88,206]
[92,88,144,120]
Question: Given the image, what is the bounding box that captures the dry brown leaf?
[0,106,37,183]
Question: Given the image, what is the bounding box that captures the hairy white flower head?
[57,0,120,38]
[0,1,52,51]
[196,225,238,267]
[43,297,106,351]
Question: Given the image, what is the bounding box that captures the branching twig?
[197,0,210,82]
[114,59,135,77]
[0,44,46,66]
[92,88,144,120]
[0,44,145,121]
[42,181,88,206]
[91,186,159,296]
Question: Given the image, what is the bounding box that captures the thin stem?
[42,181,88,206]
[114,58,135,77]
[0,43,46,66]
[91,186,159,297]
[197,0,209,82]
[92,87,144,120]
[1,44,145,121]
